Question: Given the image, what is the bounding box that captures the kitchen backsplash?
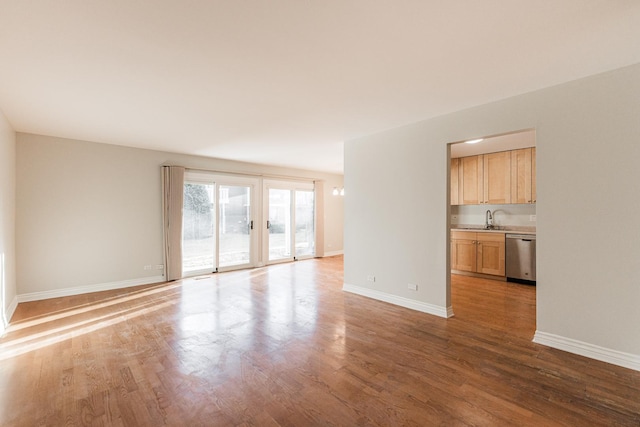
[451,204,536,228]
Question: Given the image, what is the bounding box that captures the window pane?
[219,185,251,267]
[182,182,215,273]
[295,190,315,257]
[268,189,291,261]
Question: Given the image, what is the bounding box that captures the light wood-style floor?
[1,256,639,426]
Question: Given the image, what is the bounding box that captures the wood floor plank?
[1,256,639,426]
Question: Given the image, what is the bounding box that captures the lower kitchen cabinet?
[476,233,506,276]
[451,231,477,272]
[451,230,505,277]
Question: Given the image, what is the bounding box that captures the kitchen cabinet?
[483,151,511,204]
[458,152,511,205]
[510,148,536,204]
[531,147,536,203]
[476,232,506,276]
[458,155,483,205]
[451,231,477,272]
[452,147,535,206]
[451,158,460,205]
[451,230,505,277]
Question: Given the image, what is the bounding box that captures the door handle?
[250,220,254,230]
[267,220,271,229]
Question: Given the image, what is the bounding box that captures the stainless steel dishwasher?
[506,234,536,284]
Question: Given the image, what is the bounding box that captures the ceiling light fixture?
[465,138,483,144]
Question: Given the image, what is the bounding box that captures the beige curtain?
[162,166,185,281]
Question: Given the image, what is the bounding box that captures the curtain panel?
[162,166,185,281]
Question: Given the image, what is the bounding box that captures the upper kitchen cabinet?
[452,147,536,206]
[451,158,460,205]
[531,147,536,203]
[483,151,511,204]
[511,148,536,204]
[459,155,483,205]
[458,152,511,205]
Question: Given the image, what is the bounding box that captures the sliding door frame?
[182,171,260,277]
[215,175,260,273]
[263,179,316,265]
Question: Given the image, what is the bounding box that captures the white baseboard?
[343,283,453,318]
[323,250,344,257]
[533,331,640,372]
[1,295,19,335]
[17,275,166,303]
[6,295,18,323]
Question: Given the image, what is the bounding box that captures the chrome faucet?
[485,209,493,229]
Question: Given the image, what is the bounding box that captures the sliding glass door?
[265,181,315,264]
[218,184,252,269]
[294,190,315,258]
[268,189,292,262]
[182,173,257,276]
[182,174,316,275]
[182,181,216,275]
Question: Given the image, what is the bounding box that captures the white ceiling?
[1,1,640,174]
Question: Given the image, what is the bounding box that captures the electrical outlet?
[408,283,418,291]
[143,265,152,270]
[530,215,537,222]
[155,265,164,270]
[366,275,376,282]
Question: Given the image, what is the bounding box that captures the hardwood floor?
[1,256,639,426]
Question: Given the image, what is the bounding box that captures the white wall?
[323,184,344,255]
[345,63,640,368]
[16,134,343,298]
[344,122,451,317]
[0,108,17,328]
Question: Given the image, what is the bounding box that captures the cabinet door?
[531,147,536,203]
[476,233,506,276]
[459,155,483,205]
[451,158,459,205]
[510,148,533,204]
[451,231,477,272]
[483,151,511,204]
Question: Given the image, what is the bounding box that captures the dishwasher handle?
[506,234,536,240]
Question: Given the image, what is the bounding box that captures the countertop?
[451,225,536,235]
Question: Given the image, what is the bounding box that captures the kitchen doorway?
[447,129,537,321]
